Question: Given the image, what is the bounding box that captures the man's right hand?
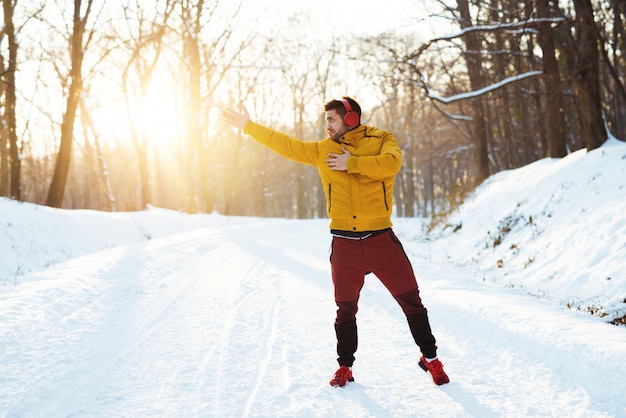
[222,106,250,131]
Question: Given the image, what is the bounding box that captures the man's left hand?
[222,106,250,131]
[326,147,351,171]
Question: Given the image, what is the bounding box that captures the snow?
[1,138,626,417]
[428,70,543,104]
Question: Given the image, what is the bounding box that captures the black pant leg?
[335,319,358,367]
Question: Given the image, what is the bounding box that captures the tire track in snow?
[209,259,270,415]
[119,230,273,416]
[204,220,337,417]
[243,296,283,417]
[5,227,232,417]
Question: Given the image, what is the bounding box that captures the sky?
[240,0,441,38]
[1,135,625,415]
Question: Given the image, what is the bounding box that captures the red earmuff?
[341,99,360,128]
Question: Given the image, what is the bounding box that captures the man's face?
[325,109,350,142]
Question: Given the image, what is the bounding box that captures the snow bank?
[432,138,626,322]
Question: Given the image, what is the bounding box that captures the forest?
[0,0,624,220]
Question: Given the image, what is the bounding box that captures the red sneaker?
[329,365,354,387]
[419,356,450,385]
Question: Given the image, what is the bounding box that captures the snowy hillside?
[1,138,625,417]
[432,137,626,324]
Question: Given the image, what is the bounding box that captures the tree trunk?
[489,0,516,168]
[615,1,626,137]
[606,0,626,139]
[46,0,90,208]
[456,0,490,182]
[537,0,567,157]
[3,0,20,200]
[181,0,211,213]
[0,93,6,196]
[572,0,606,150]
[404,154,416,218]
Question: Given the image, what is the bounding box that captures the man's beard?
[330,128,348,142]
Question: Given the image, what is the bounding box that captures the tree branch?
[423,70,544,104]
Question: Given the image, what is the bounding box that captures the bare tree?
[46,0,95,208]
[572,0,606,150]
[384,1,609,180]
[120,0,174,209]
[609,0,626,137]
[176,0,234,213]
[271,15,334,219]
[76,94,115,210]
[1,0,20,199]
[597,0,626,139]
[456,0,490,182]
[537,0,567,157]
[173,0,256,213]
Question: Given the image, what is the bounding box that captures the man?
[222,97,449,387]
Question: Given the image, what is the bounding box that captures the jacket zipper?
[382,182,389,211]
[328,183,332,212]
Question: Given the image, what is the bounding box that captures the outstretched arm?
[221,107,318,166]
[222,106,250,130]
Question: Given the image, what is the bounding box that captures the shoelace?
[334,367,351,379]
[426,359,449,384]
[429,361,445,376]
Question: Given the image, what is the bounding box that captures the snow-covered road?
[2,217,624,417]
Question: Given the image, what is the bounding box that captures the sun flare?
[131,82,179,147]
[91,79,180,150]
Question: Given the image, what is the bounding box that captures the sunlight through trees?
[0,0,623,218]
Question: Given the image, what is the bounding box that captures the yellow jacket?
[243,121,402,232]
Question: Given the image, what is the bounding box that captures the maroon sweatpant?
[330,229,437,365]
[330,229,428,322]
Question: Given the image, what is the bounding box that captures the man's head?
[324,96,361,141]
